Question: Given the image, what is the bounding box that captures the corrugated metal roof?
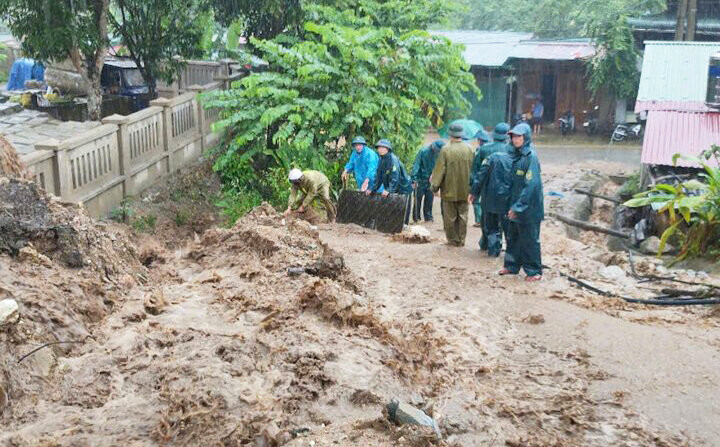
[508,40,595,61]
[431,31,533,67]
[641,110,720,167]
[636,41,720,111]
[629,15,720,33]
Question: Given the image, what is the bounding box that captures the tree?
[109,0,210,97]
[0,0,109,120]
[205,3,478,220]
[212,0,307,39]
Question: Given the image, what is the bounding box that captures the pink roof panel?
[641,110,720,167]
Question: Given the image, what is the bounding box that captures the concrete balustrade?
[22,83,224,217]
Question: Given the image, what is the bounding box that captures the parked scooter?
[582,106,599,136]
[558,110,575,136]
[610,117,644,144]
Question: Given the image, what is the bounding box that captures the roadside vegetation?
[625,145,720,262]
[205,0,479,224]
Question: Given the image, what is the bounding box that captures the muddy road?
[2,157,719,446]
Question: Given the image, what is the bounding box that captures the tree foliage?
[109,0,210,96]
[212,0,307,38]
[205,1,477,222]
[0,0,109,119]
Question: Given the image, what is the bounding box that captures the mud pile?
[1,204,452,446]
[0,178,145,430]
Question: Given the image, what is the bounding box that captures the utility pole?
[687,0,698,40]
[675,0,699,41]
[675,0,688,41]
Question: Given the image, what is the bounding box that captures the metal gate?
[336,190,407,234]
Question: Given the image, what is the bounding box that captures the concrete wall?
[22,81,228,217]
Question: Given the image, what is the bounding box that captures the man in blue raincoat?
[469,149,513,257]
[470,123,511,250]
[411,140,445,222]
[499,123,544,281]
[342,136,379,192]
[367,139,414,224]
[471,129,491,228]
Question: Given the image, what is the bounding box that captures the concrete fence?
[23,82,225,217]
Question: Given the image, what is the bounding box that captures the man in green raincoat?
[285,169,336,222]
[431,123,475,247]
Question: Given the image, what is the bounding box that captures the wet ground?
[536,145,641,167]
[2,156,719,446]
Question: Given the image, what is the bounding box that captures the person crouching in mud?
[499,123,544,282]
[285,169,336,222]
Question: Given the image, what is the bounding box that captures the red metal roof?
[508,41,596,61]
[635,100,715,113]
[641,110,720,167]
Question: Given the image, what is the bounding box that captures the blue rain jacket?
[344,145,380,189]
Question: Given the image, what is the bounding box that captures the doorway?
[541,73,556,122]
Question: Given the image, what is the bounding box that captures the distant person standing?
[470,122,511,251]
[471,129,491,228]
[411,140,445,222]
[431,123,475,247]
[532,97,544,135]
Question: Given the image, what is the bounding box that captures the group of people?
[284,120,545,281]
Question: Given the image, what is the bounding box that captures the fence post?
[35,139,69,198]
[102,114,130,195]
[188,86,206,152]
[149,97,174,170]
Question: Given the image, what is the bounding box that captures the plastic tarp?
[7,58,44,91]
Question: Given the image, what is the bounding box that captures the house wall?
[514,59,614,129]
[468,67,510,127]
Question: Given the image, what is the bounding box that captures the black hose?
[558,272,720,306]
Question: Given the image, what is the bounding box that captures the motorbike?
[610,118,644,144]
[582,106,599,136]
[557,110,575,136]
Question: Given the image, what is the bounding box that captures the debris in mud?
[288,244,346,278]
[392,225,432,244]
[386,398,442,438]
[521,314,545,325]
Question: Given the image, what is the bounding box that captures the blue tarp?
[7,58,45,90]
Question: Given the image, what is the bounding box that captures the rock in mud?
[600,265,627,281]
[144,289,167,315]
[18,245,53,267]
[639,236,676,256]
[0,298,19,327]
[386,398,441,438]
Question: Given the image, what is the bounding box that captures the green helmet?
[351,136,367,146]
[375,139,393,150]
